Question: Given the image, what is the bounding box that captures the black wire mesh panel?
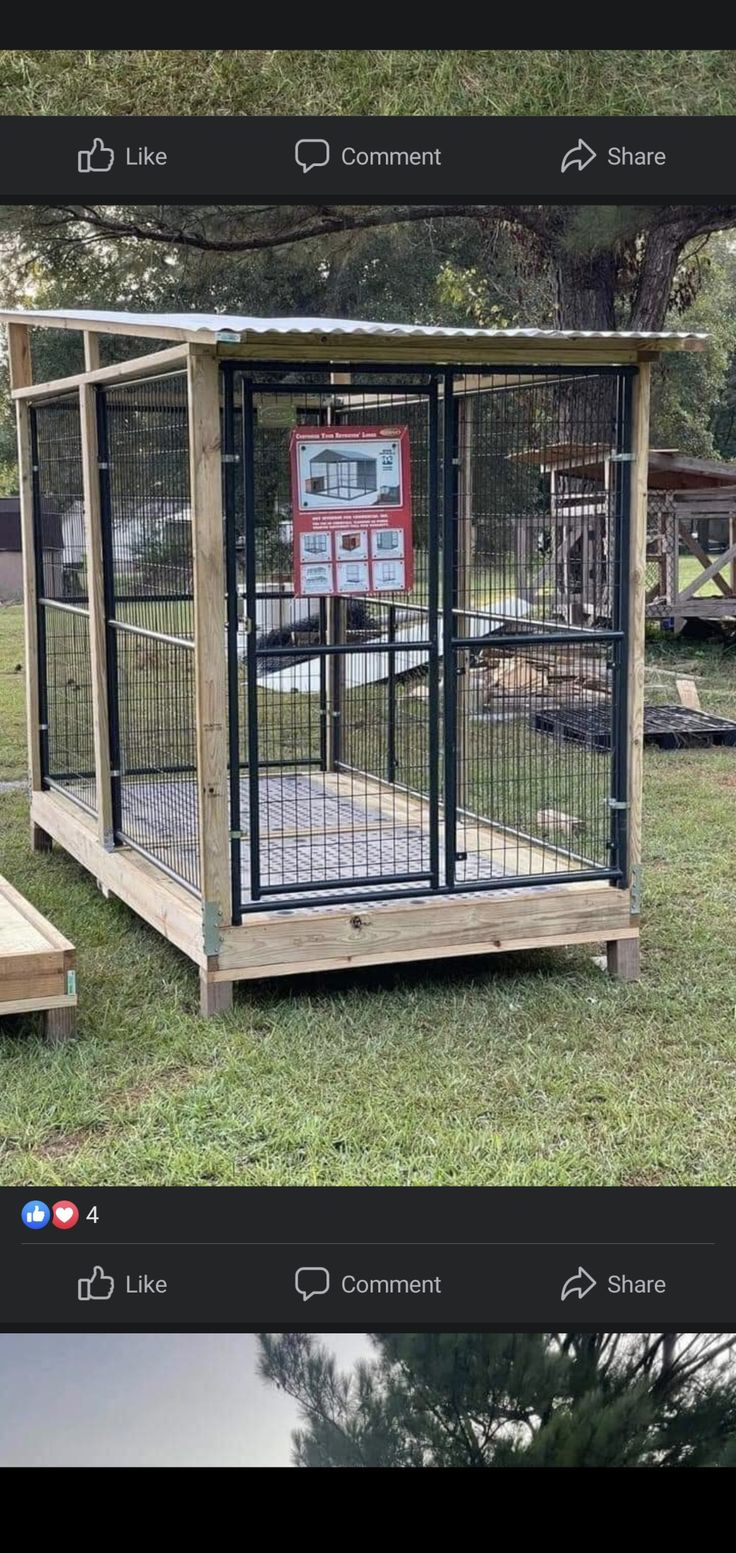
[458,639,617,881]
[452,370,623,629]
[102,372,199,892]
[444,369,630,889]
[31,395,96,813]
[233,375,441,909]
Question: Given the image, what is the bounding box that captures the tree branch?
[37,201,553,256]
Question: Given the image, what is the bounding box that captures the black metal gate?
[222,362,634,921]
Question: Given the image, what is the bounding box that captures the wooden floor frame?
[31,786,638,1015]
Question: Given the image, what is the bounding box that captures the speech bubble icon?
[295,1265,330,1301]
[295,138,330,175]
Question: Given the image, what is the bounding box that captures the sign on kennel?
[290,423,413,597]
[3,308,706,1014]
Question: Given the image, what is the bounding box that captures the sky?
[0,1332,371,1467]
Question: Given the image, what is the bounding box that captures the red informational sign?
[289,424,413,597]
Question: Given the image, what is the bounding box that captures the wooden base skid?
[32,790,638,1012]
[216,889,637,982]
[0,864,77,1040]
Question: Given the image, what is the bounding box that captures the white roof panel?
[0,307,708,351]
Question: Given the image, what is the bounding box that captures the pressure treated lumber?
[0,873,77,1041]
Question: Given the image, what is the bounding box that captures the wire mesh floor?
[103,770,588,904]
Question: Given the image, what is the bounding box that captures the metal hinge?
[98,460,110,470]
[607,797,629,810]
[609,452,634,463]
[630,863,643,915]
[202,900,222,956]
[221,452,241,464]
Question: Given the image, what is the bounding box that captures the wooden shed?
[521,443,736,627]
[2,309,706,1013]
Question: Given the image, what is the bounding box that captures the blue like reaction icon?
[21,1200,51,1229]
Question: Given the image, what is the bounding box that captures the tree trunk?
[629,223,686,331]
[554,249,618,331]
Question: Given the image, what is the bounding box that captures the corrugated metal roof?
[0,307,708,350]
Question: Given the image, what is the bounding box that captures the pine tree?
[258,1332,736,1467]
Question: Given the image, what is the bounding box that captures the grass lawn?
[1,50,735,117]
[0,603,735,1187]
[0,604,26,781]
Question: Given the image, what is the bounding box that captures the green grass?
[0,603,26,781]
[1,603,735,1187]
[1,51,735,117]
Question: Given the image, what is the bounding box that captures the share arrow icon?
[561,139,597,174]
[560,1265,597,1301]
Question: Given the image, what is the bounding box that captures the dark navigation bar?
[4,1188,734,1331]
[0,116,733,201]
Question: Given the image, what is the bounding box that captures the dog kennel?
[3,310,705,1013]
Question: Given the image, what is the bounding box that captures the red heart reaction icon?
[52,1200,79,1230]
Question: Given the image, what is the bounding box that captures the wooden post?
[607,360,650,984]
[9,323,49,851]
[83,331,101,373]
[187,347,233,1013]
[455,394,475,810]
[46,1006,77,1044]
[8,320,31,392]
[79,381,114,848]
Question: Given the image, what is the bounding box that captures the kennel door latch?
[607,797,629,810]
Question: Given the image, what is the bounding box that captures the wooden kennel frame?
[3,310,706,1014]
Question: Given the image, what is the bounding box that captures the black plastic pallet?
[534,703,736,752]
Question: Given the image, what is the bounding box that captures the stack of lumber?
[473,642,611,711]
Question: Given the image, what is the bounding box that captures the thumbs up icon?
[78,138,115,174]
[78,1266,115,1301]
[21,1199,51,1229]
